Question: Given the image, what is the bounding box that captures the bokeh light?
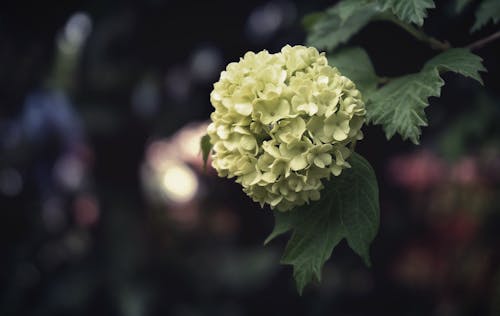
[1,1,499,315]
[161,161,198,204]
[141,122,211,207]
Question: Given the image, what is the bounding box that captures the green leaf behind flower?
[266,153,379,294]
[327,47,379,99]
[302,12,326,31]
[200,134,212,171]
[366,48,485,144]
[306,0,437,51]
[306,1,379,51]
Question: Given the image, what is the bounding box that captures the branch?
[378,14,450,51]
[467,30,500,51]
[377,76,392,84]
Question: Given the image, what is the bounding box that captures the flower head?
[207,45,365,211]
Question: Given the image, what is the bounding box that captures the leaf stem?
[379,14,450,51]
[466,30,500,51]
[349,139,357,152]
[377,76,391,84]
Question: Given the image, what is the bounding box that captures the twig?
[378,14,450,51]
[467,30,500,51]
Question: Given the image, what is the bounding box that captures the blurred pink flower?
[450,157,480,185]
[392,245,439,288]
[73,193,100,228]
[388,150,446,191]
[208,207,240,237]
[167,201,201,231]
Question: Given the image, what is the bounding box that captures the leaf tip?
[410,137,421,145]
[263,234,274,246]
[200,134,212,172]
[362,255,372,267]
[297,285,304,296]
[294,275,309,296]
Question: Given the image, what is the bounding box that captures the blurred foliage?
[472,0,500,32]
[438,92,500,160]
[0,0,499,315]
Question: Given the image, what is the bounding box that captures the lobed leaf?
[306,1,379,51]
[471,0,500,32]
[302,12,326,31]
[306,0,438,52]
[336,0,374,23]
[377,0,436,26]
[366,49,485,144]
[266,153,379,294]
[423,48,486,84]
[366,70,442,144]
[455,0,473,14]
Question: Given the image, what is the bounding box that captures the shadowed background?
[1,0,499,315]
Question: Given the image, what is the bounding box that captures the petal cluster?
[208,45,365,211]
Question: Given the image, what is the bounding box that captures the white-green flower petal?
[207,45,366,211]
[290,155,308,171]
[234,103,253,116]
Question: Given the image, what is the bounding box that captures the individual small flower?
[207,45,366,211]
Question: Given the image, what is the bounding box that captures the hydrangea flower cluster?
[207,45,366,211]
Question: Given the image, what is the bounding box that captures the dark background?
[1,0,499,315]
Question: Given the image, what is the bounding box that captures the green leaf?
[200,134,212,171]
[366,49,485,144]
[423,48,486,84]
[264,210,298,245]
[471,0,500,32]
[377,0,436,26]
[438,94,498,160]
[266,153,379,294]
[336,0,373,23]
[306,0,438,51]
[366,70,442,144]
[307,1,379,51]
[455,0,473,14]
[328,47,379,99]
[302,12,326,31]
